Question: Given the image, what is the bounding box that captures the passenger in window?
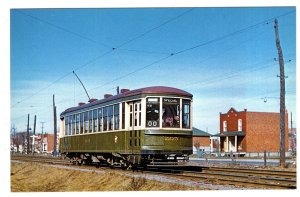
[162,106,179,127]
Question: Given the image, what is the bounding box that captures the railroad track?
[144,165,296,189]
[11,155,296,189]
[11,155,71,166]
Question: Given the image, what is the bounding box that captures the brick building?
[214,107,289,153]
[192,127,211,153]
[288,128,296,152]
[37,134,54,153]
[10,132,55,154]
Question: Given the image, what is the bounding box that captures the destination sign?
[163,98,179,103]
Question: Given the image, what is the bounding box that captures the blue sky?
[10,7,296,134]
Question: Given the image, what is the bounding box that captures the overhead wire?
[12,8,194,108]
[14,10,113,49]
[55,9,296,106]
[11,9,296,130]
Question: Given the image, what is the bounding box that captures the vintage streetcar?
[59,86,193,168]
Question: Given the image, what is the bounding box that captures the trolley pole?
[274,19,286,167]
[53,94,58,157]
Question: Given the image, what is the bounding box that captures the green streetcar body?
[59,86,193,166]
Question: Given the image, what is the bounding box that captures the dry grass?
[11,162,199,192]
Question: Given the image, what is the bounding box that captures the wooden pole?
[274,19,286,167]
[26,114,30,154]
[53,94,58,157]
[32,115,36,155]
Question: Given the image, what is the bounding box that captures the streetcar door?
[129,101,142,130]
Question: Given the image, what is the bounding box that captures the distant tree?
[194,139,201,151]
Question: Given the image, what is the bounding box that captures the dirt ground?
[11,162,201,192]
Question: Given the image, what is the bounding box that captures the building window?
[182,100,191,129]
[162,98,180,128]
[223,121,227,132]
[146,97,160,127]
[238,119,242,131]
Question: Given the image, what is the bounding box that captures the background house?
[192,127,211,155]
[214,107,289,154]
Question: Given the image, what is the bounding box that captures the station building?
[214,107,289,154]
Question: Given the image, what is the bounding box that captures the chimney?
[88,98,97,103]
[78,102,85,106]
[104,94,113,99]
[120,89,130,94]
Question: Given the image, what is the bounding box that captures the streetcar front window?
[162,98,180,128]
[146,97,160,127]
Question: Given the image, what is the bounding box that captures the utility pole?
[53,94,58,157]
[32,115,37,155]
[40,121,45,152]
[26,114,30,154]
[11,124,17,152]
[274,19,286,167]
[290,112,293,131]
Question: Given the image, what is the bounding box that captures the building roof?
[212,131,245,137]
[192,127,211,137]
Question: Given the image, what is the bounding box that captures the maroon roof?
[61,86,192,115]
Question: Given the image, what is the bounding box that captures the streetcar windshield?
[146,97,160,127]
[162,98,180,128]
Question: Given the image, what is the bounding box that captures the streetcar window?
[98,108,102,132]
[129,104,133,127]
[182,100,191,129]
[139,103,141,126]
[146,97,160,127]
[72,114,76,135]
[65,116,69,135]
[69,115,73,135]
[89,111,93,133]
[108,105,113,131]
[93,109,97,132]
[76,114,80,134]
[162,98,180,128]
[114,104,119,130]
[84,112,88,133]
[80,113,83,134]
[103,107,108,131]
[122,102,125,129]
